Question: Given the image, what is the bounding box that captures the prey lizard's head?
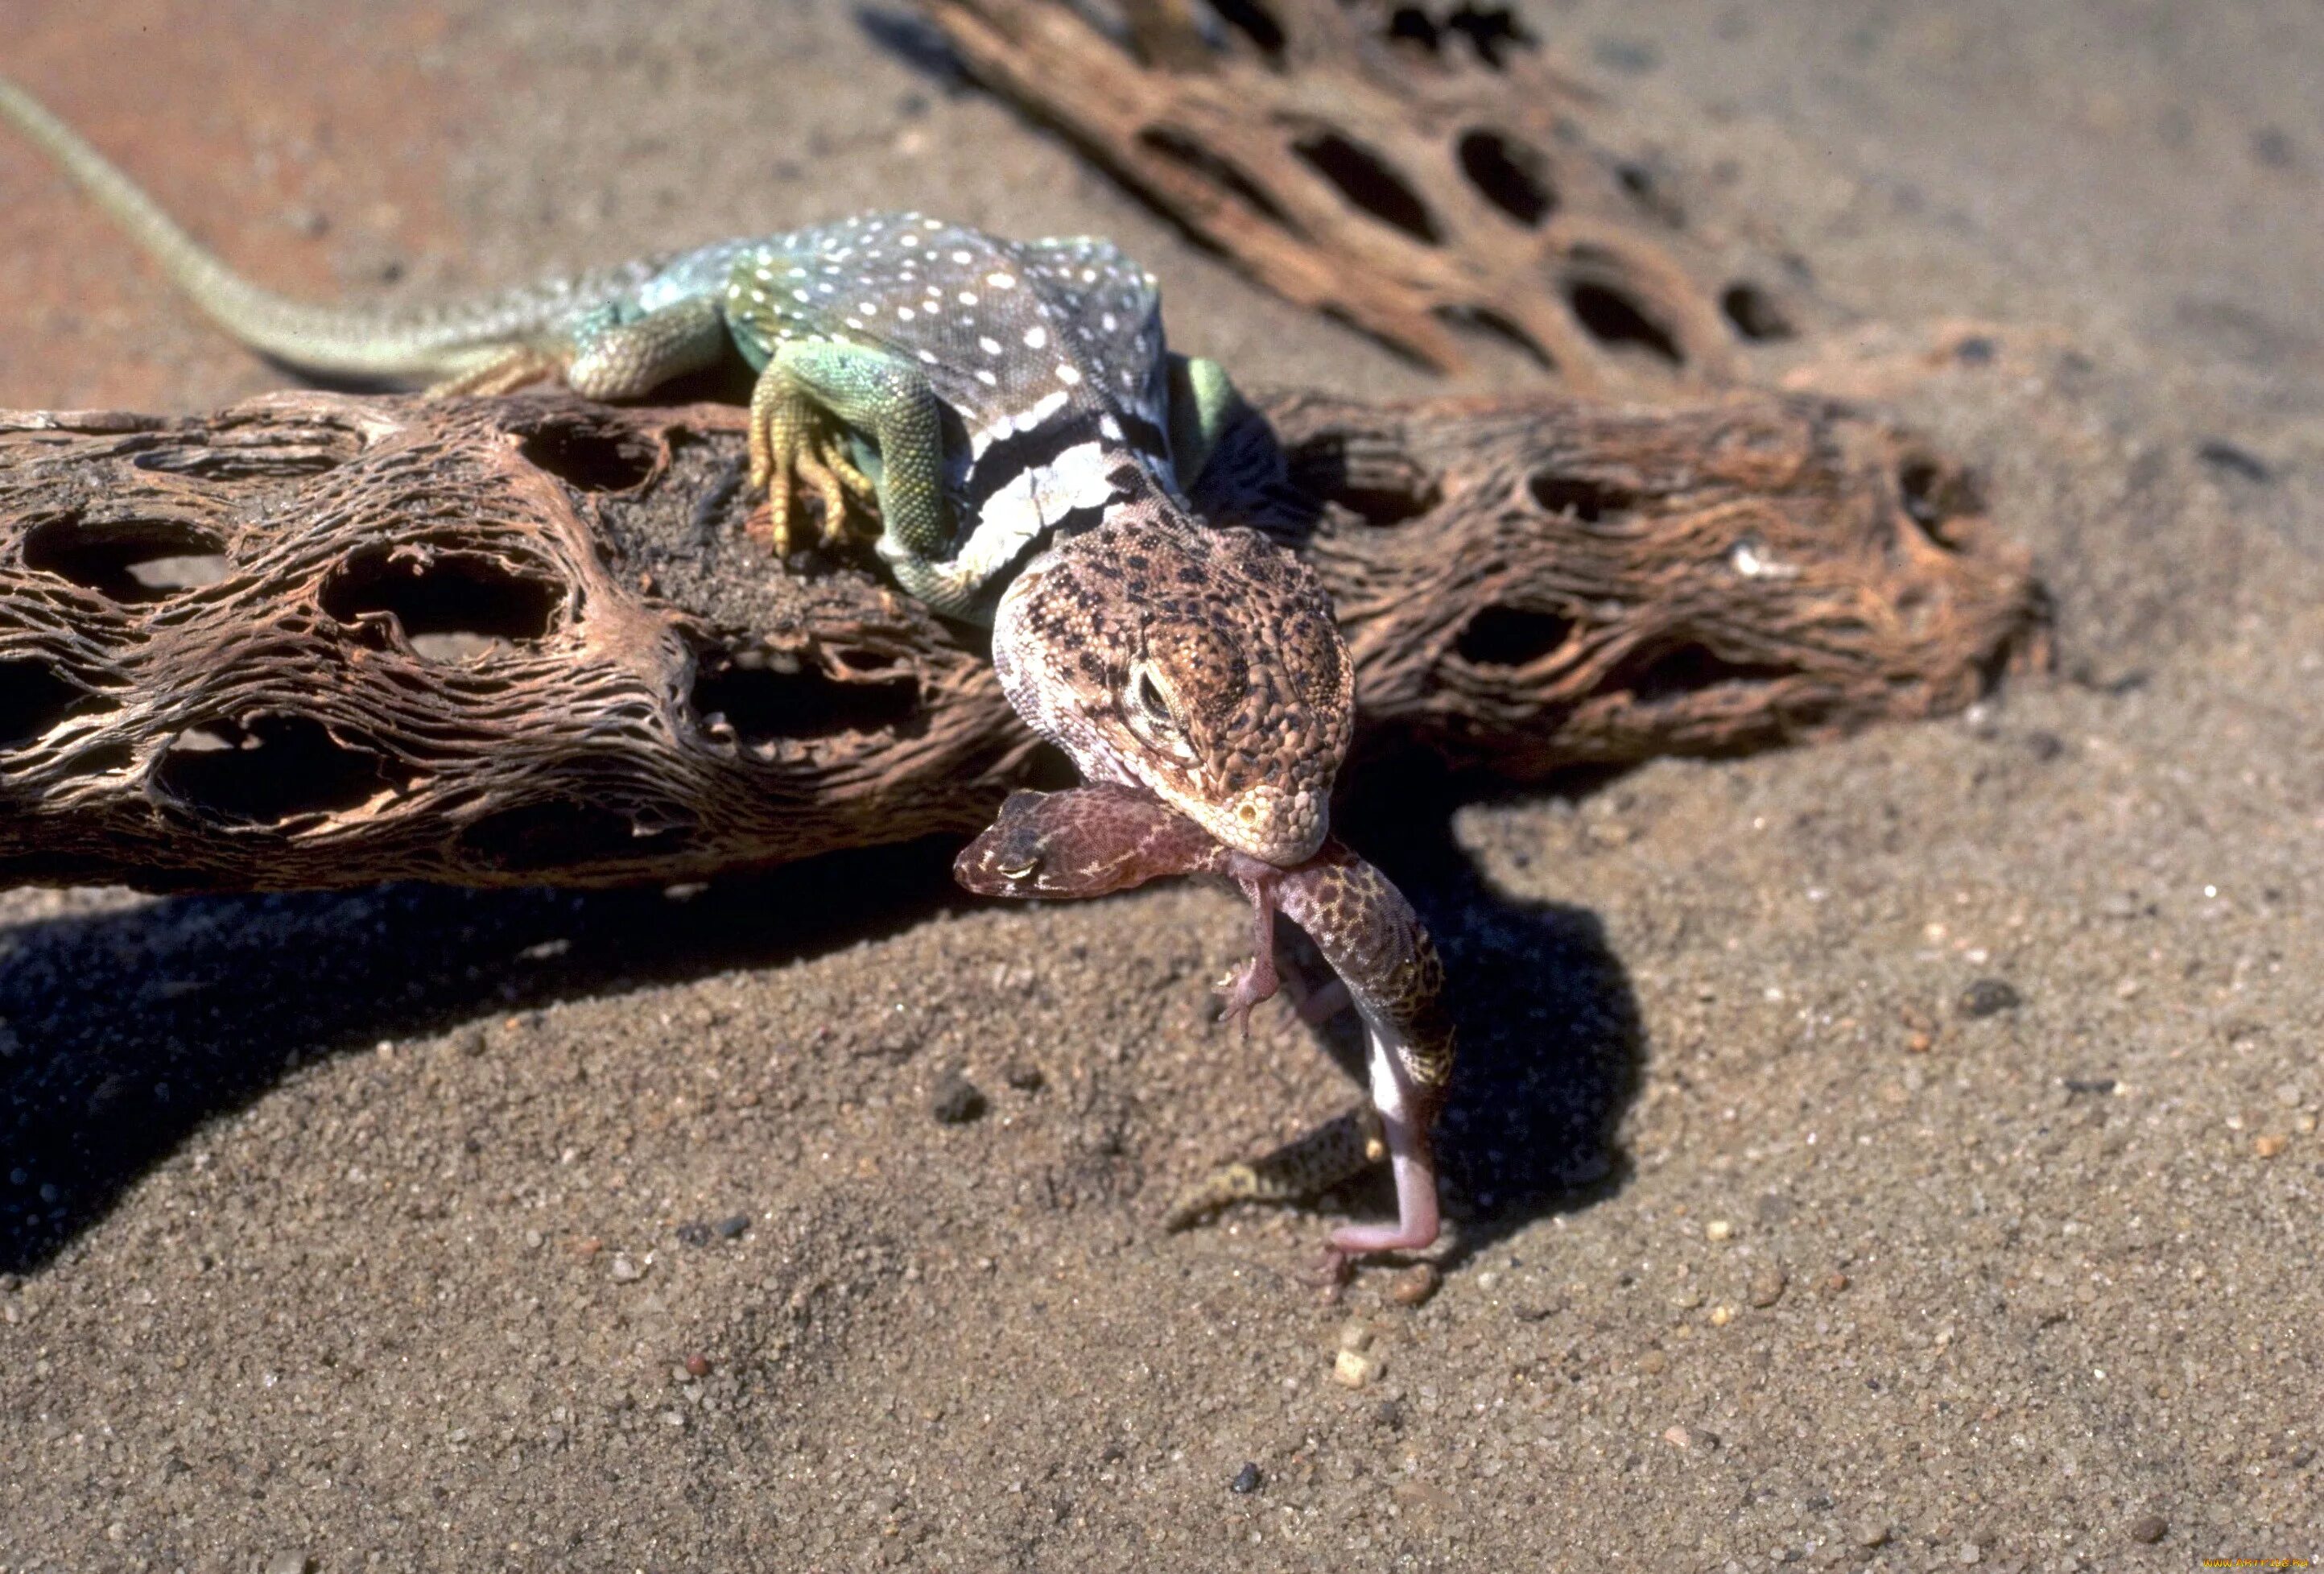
[992,502,1354,867]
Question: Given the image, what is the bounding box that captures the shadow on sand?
[0,762,1645,1277]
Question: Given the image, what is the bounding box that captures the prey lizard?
[955,783,1455,1279]
[0,76,1354,865]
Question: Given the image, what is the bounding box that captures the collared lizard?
[0,75,1353,865]
[954,783,1454,1279]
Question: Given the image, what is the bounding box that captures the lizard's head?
[992,506,1354,867]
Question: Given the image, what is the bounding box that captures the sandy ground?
[2,1,2321,1568]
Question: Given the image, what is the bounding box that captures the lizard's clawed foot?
[748,423,860,556]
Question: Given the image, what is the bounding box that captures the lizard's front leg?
[1165,353,1253,491]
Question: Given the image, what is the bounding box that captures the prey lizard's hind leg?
[747,341,953,584]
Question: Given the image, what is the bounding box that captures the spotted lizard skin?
[955,783,1453,1270]
[0,76,1355,867]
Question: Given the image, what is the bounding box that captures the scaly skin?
[955,783,1454,1278]
[0,76,1355,867]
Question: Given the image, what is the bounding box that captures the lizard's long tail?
[0,75,643,382]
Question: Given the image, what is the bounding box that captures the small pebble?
[1748,1265,1788,1308]
[684,1353,712,1379]
[609,1254,646,1283]
[1371,1398,1402,1430]
[1958,979,2021,1018]
[1704,1219,1734,1242]
[266,1555,312,1574]
[1336,1321,1373,1354]
[675,1221,714,1249]
[1707,1304,1735,1327]
[1386,1264,1440,1307]
[1332,1348,1383,1388]
[1230,1461,1261,1494]
[715,1213,751,1239]
[1822,1271,1851,1294]
[2254,1134,2287,1159]
[2127,1513,2168,1544]
[930,1072,988,1125]
[1635,1349,1668,1375]
[1002,1060,1046,1093]
[2198,437,2274,482]
[1905,1031,1934,1054]
[1855,1520,1892,1548]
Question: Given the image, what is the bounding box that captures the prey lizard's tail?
[0,75,644,382]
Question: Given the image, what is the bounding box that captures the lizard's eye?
[1123,662,1198,760]
[1134,671,1174,728]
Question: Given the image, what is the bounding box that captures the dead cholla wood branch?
[914,0,1805,384]
[0,389,2042,892]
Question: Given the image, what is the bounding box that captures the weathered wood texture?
[915,0,1806,383]
[0,388,2042,891]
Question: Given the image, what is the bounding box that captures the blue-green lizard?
[0,76,1355,866]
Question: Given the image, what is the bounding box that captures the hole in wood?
[514,416,658,492]
[458,799,688,874]
[1328,470,1439,527]
[1564,280,1684,366]
[691,655,920,746]
[1612,642,1792,704]
[1458,130,1557,226]
[1529,473,1637,523]
[1137,128,1298,229]
[0,660,104,749]
[22,514,231,603]
[1384,4,1441,52]
[1379,2,1529,65]
[1719,282,1794,342]
[1284,437,1440,526]
[320,547,563,658]
[1203,0,1286,59]
[1443,2,1531,65]
[1293,131,1442,244]
[1897,457,1982,548]
[1456,604,1576,668]
[156,714,408,824]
